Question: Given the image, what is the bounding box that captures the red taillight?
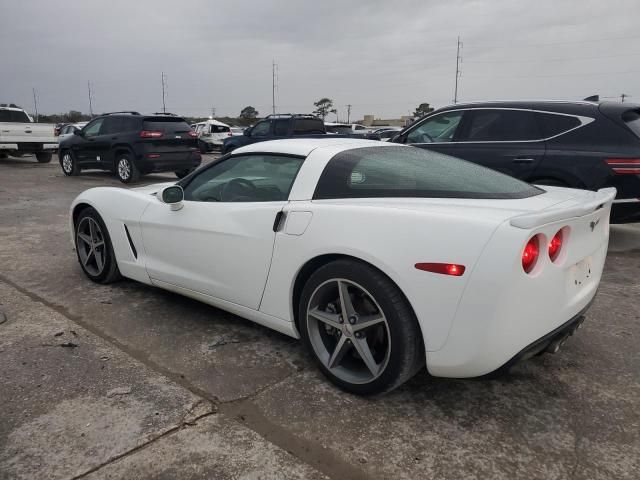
[187,131,197,138]
[146,153,160,158]
[548,230,563,262]
[415,263,466,276]
[604,158,640,174]
[139,130,164,138]
[522,236,540,274]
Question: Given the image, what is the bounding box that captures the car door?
[73,118,107,166]
[139,152,305,310]
[440,109,545,179]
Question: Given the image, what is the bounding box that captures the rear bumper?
[481,300,591,378]
[136,151,201,173]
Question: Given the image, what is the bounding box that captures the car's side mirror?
[243,127,251,137]
[73,128,82,136]
[390,133,404,143]
[159,185,184,211]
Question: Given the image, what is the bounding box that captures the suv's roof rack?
[151,112,178,116]
[103,111,141,116]
[265,113,318,119]
[0,103,23,109]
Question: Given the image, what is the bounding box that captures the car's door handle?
[513,157,534,164]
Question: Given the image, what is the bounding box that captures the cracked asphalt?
[1,153,639,479]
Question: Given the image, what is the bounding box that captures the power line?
[32,88,38,122]
[272,60,278,115]
[454,36,462,104]
[87,81,94,118]
[465,52,640,64]
[161,72,167,113]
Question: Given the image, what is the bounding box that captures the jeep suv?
[58,112,201,183]
[392,100,640,223]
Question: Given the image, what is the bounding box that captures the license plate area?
[569,256,593,288]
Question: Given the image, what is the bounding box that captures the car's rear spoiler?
[510,188,617,229]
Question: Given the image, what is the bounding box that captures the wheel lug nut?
[355,332,362,338]
[348,316,357,324]
[339,315,344,324]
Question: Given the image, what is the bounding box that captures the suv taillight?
[604,158,640,174]
[187,131,197,138]
[140,130,164,138]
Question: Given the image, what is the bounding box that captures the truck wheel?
[36,152,53,163]
[60,151,80,176]
[115,153,140,183]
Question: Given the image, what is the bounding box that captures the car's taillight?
[187,131,197,138]
[139,130,164,138]
[522,236,540,274]
[415,263,466,276]
[604,158,640,174]
[548,230,563,262]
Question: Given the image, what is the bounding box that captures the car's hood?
[130,181,175,195]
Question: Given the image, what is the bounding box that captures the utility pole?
[454,36,462,104]
[161,72,167,113]
[621,93,629,103]
[347,104,352,123]
[87,81,94,117]
[211,106,216,118]
[32,88,39,122]
[272,60,278,115]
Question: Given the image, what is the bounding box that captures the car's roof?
[432,99,639,117]
[234,138,390,157]
[197,119,230,127]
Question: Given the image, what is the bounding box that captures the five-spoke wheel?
[300,259,424,395]
[74,207,121,283]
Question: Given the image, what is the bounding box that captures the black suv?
[58,112,201,183]
[221,114,328,154]
[392,101,640,223]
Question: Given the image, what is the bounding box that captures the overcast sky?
[1,0,639,121]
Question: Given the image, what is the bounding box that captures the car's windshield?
[314,146,543,200]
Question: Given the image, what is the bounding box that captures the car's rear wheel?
[115,153,140,183]
[60,150,80,176]
[36,152,53,163]
[299,259,424,395]
[75,207,121,284]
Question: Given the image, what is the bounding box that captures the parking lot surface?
[1,154,639,479]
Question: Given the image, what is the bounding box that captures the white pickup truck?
[0,105,57,163]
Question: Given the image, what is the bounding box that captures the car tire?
[198,140,208,154]
[74,207,121,284]
[36,152,53,163]
[175,168,195,179]
[115,153,140,184]
[299,259,425,395]
[60,150,80,176]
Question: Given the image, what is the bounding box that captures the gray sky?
[1,0,639,121]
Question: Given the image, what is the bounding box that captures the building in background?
[359,114,414,127]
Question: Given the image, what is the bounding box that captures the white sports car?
[70,138,615,394]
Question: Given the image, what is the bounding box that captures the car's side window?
[182,154,305,203]
[459,110,541,142]
[406,111,463,144]
[273,119,288,136]
[102,117,123,135]
[83,119,104,137]
[251,121,271,137]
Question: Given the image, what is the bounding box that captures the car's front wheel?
[75,207,121,284]
[299,259,425,395]
[60,151,80,176]
[115,153,140,183]
[36,152,53,163]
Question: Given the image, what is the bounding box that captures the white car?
[324,123,372,135]
[230,127,245,136]
[194,119,232,151]
[57,122,87,143]
[69,138,615,394]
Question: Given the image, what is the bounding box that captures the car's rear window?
[143,117,191,132]
[536,112,582,137]
[293,118,325,135]
[313,146,542,200]
[622,109,640,137]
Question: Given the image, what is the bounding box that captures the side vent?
[123,224,138,259]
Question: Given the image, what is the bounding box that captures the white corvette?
[70,138,615,394]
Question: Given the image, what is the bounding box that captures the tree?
[413,103,434,118]
[313,98,335,120]
[239,106,258,120]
